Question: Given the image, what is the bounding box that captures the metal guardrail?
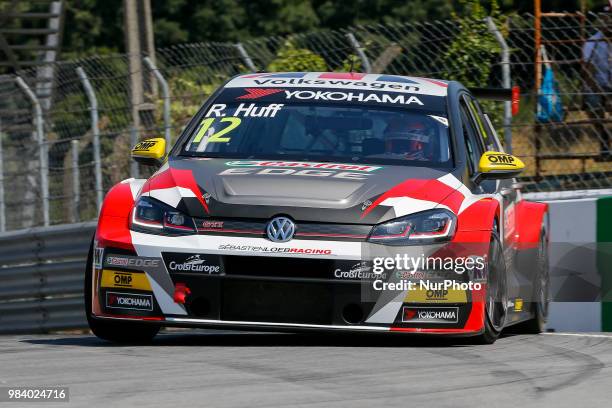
[0,222,95,334]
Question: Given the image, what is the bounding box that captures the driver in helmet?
[383,117,434,161]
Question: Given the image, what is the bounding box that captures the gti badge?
[266,217,296,243]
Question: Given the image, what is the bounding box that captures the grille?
[221,280,333,324]
[224,255,334,279]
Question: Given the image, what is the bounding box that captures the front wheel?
[472,227,508,344]
[84,241,160,343]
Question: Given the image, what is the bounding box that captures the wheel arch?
[515,200,549,250]
[96,178,145,251]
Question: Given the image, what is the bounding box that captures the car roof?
[224,72,449,97]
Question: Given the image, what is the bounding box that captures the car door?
[463,94,527,308]
[465,96,519,252]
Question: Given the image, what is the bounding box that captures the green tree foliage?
[10,0,608,57]
[441,0,502,87]
[440,0,505,130]
[266,40,328,72]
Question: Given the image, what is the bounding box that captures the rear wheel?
[84,241,160,343]
[472,226,508,344]
[512,229,550,334]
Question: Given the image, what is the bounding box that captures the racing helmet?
[383,116,434,160]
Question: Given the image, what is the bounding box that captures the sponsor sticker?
[162,253,223,274]
[225,160,381,172]
[333,261,380,280]
[232,78,424,93]
[218,167,369,180]
[402,306,459,324]
[132,140,157,151]
[93,247,104,269]
[201,220,224,229]
[486,153,518,166]
[106,292,153,311]
[217,244,332,255]
[104,255,160,269]
[283,89,424,106]
[101,270,152,291]
[404,288,467,303]
[514,298,523,312]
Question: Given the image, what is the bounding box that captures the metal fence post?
[76,67,103,211]
[71,140,80,223]
[485,17,512,153]
[15,76,49,227]
[143,56,171,150]
[130,127,139,179]
[345,32,372,73]
[0,122,5,232]
[235,43,257,72]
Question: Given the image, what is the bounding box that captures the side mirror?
[131,138,166,166]
[474,151,524,183]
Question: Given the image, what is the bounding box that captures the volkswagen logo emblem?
[266,217,295,242]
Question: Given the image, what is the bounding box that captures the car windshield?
[181,89,452,167]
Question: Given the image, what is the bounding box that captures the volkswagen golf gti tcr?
[86,72,549,344]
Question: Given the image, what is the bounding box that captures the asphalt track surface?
[1,331,611,407]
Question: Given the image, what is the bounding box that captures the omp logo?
[133,141,157,151]
[426,289,449,300]
[101,270,152,291]
[237,88,284,99]
[115,274,132,286]
[106,292,153,311]
[404,287,467,303]
[487,153,517,166]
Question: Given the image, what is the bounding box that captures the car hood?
[143,157,460,224]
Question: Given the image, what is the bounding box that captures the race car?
[85,72,549,344]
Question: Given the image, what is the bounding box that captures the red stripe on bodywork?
[421,78,448,88]
[143,167,209,213]
[361,178,459,219]
[456,198,499,232]
[390,327,481,334]
[463,287,486,331]
[318,72,367,80]
[97,313,164,321]
[237,88,284,99]
[514,201,548,250]
[96,216,135,251]
[96,182,136,252]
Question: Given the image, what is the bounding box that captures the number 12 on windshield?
[192,116,242,145]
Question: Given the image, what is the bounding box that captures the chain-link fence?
[0,13,609,231]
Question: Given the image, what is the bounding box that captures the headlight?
[368,209,456,245]
[129,196,196,235]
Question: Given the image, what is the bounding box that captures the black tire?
[511,228,550,334]
[85,241,160,344]
[471,226,508,345]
